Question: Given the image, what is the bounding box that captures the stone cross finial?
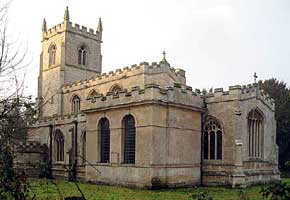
[42,18,47,32]
[159,50,170,66]
[162,51,166,61]
[97,18,103,32]
[254,72,258,83]
[64,6,70,21]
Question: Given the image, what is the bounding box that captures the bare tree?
[0,1,36,199]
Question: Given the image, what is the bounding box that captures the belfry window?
[248,109,264,158]
[123,115,136,164]
[78,46,86,65]
[49,45,56,66]
[72,95,81,113]
[98,118,110,163]
[55,130,64,162]
[203,118,223,160]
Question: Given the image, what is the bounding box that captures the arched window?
[78,46,86,65]
[98,118,110,163]
[49,44,56,66]
[203,118,223,160]
[110,85,122,95]
[248,109,264,158]
[123,115,136,164]
[71,95,81,113]
[81,131,86,164]
[55,130,64,162]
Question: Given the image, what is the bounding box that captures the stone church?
[28,7,280,188]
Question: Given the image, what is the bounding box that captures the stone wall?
[204,84,280,187]
[14,141,48,178]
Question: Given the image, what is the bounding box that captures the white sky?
[6,0,290,97]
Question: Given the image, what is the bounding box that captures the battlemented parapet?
[61,61,186,94]
[14,141,48,178]
[43,21,102,42]
[15,141,48,153]
[32,113,86,127]
[205,83,275,111]
[82,83,204,112]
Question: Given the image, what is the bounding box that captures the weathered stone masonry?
[27,8,279,188]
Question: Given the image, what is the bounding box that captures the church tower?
[38,7,103,117]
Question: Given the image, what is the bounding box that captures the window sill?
[96,162,112,166]
[203,159,223,164]
[120,163,136,167]
[54,161,65,165]
[246,157,264,162]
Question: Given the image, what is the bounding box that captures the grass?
[26,178,289,200]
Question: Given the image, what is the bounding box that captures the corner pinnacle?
[97,17,103,32]
[64,6,70,21]
[42,18,47,32]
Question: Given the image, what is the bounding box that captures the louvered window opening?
[123,115,136,164]
[49,45,56,66]
[78,46,86,65]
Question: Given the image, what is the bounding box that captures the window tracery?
[204,118,223,160]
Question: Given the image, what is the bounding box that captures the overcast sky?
[6,0,290,96]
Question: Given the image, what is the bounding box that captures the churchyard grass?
[27,178,289,200]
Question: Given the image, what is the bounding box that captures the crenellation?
[81,26,87,32]
[108,71,114,75]
[44,22,66,38]
[139,62,149,67]
[65,22,101,39]
[115,69,122,74]
[175,68,185,77]
[82,84,204,112]
[186,86,192,91]
[205,84,275,110]
[74,23,80,29]
[174,83,181,88]
[214,88,223,93]
[60,59,186,94]
[229,85,242,96]
[32,113,87,127]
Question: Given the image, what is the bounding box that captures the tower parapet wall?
[205,83,275,111]
[43,21,101,41]
[61,62,186,94]
[82,83,204,112]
